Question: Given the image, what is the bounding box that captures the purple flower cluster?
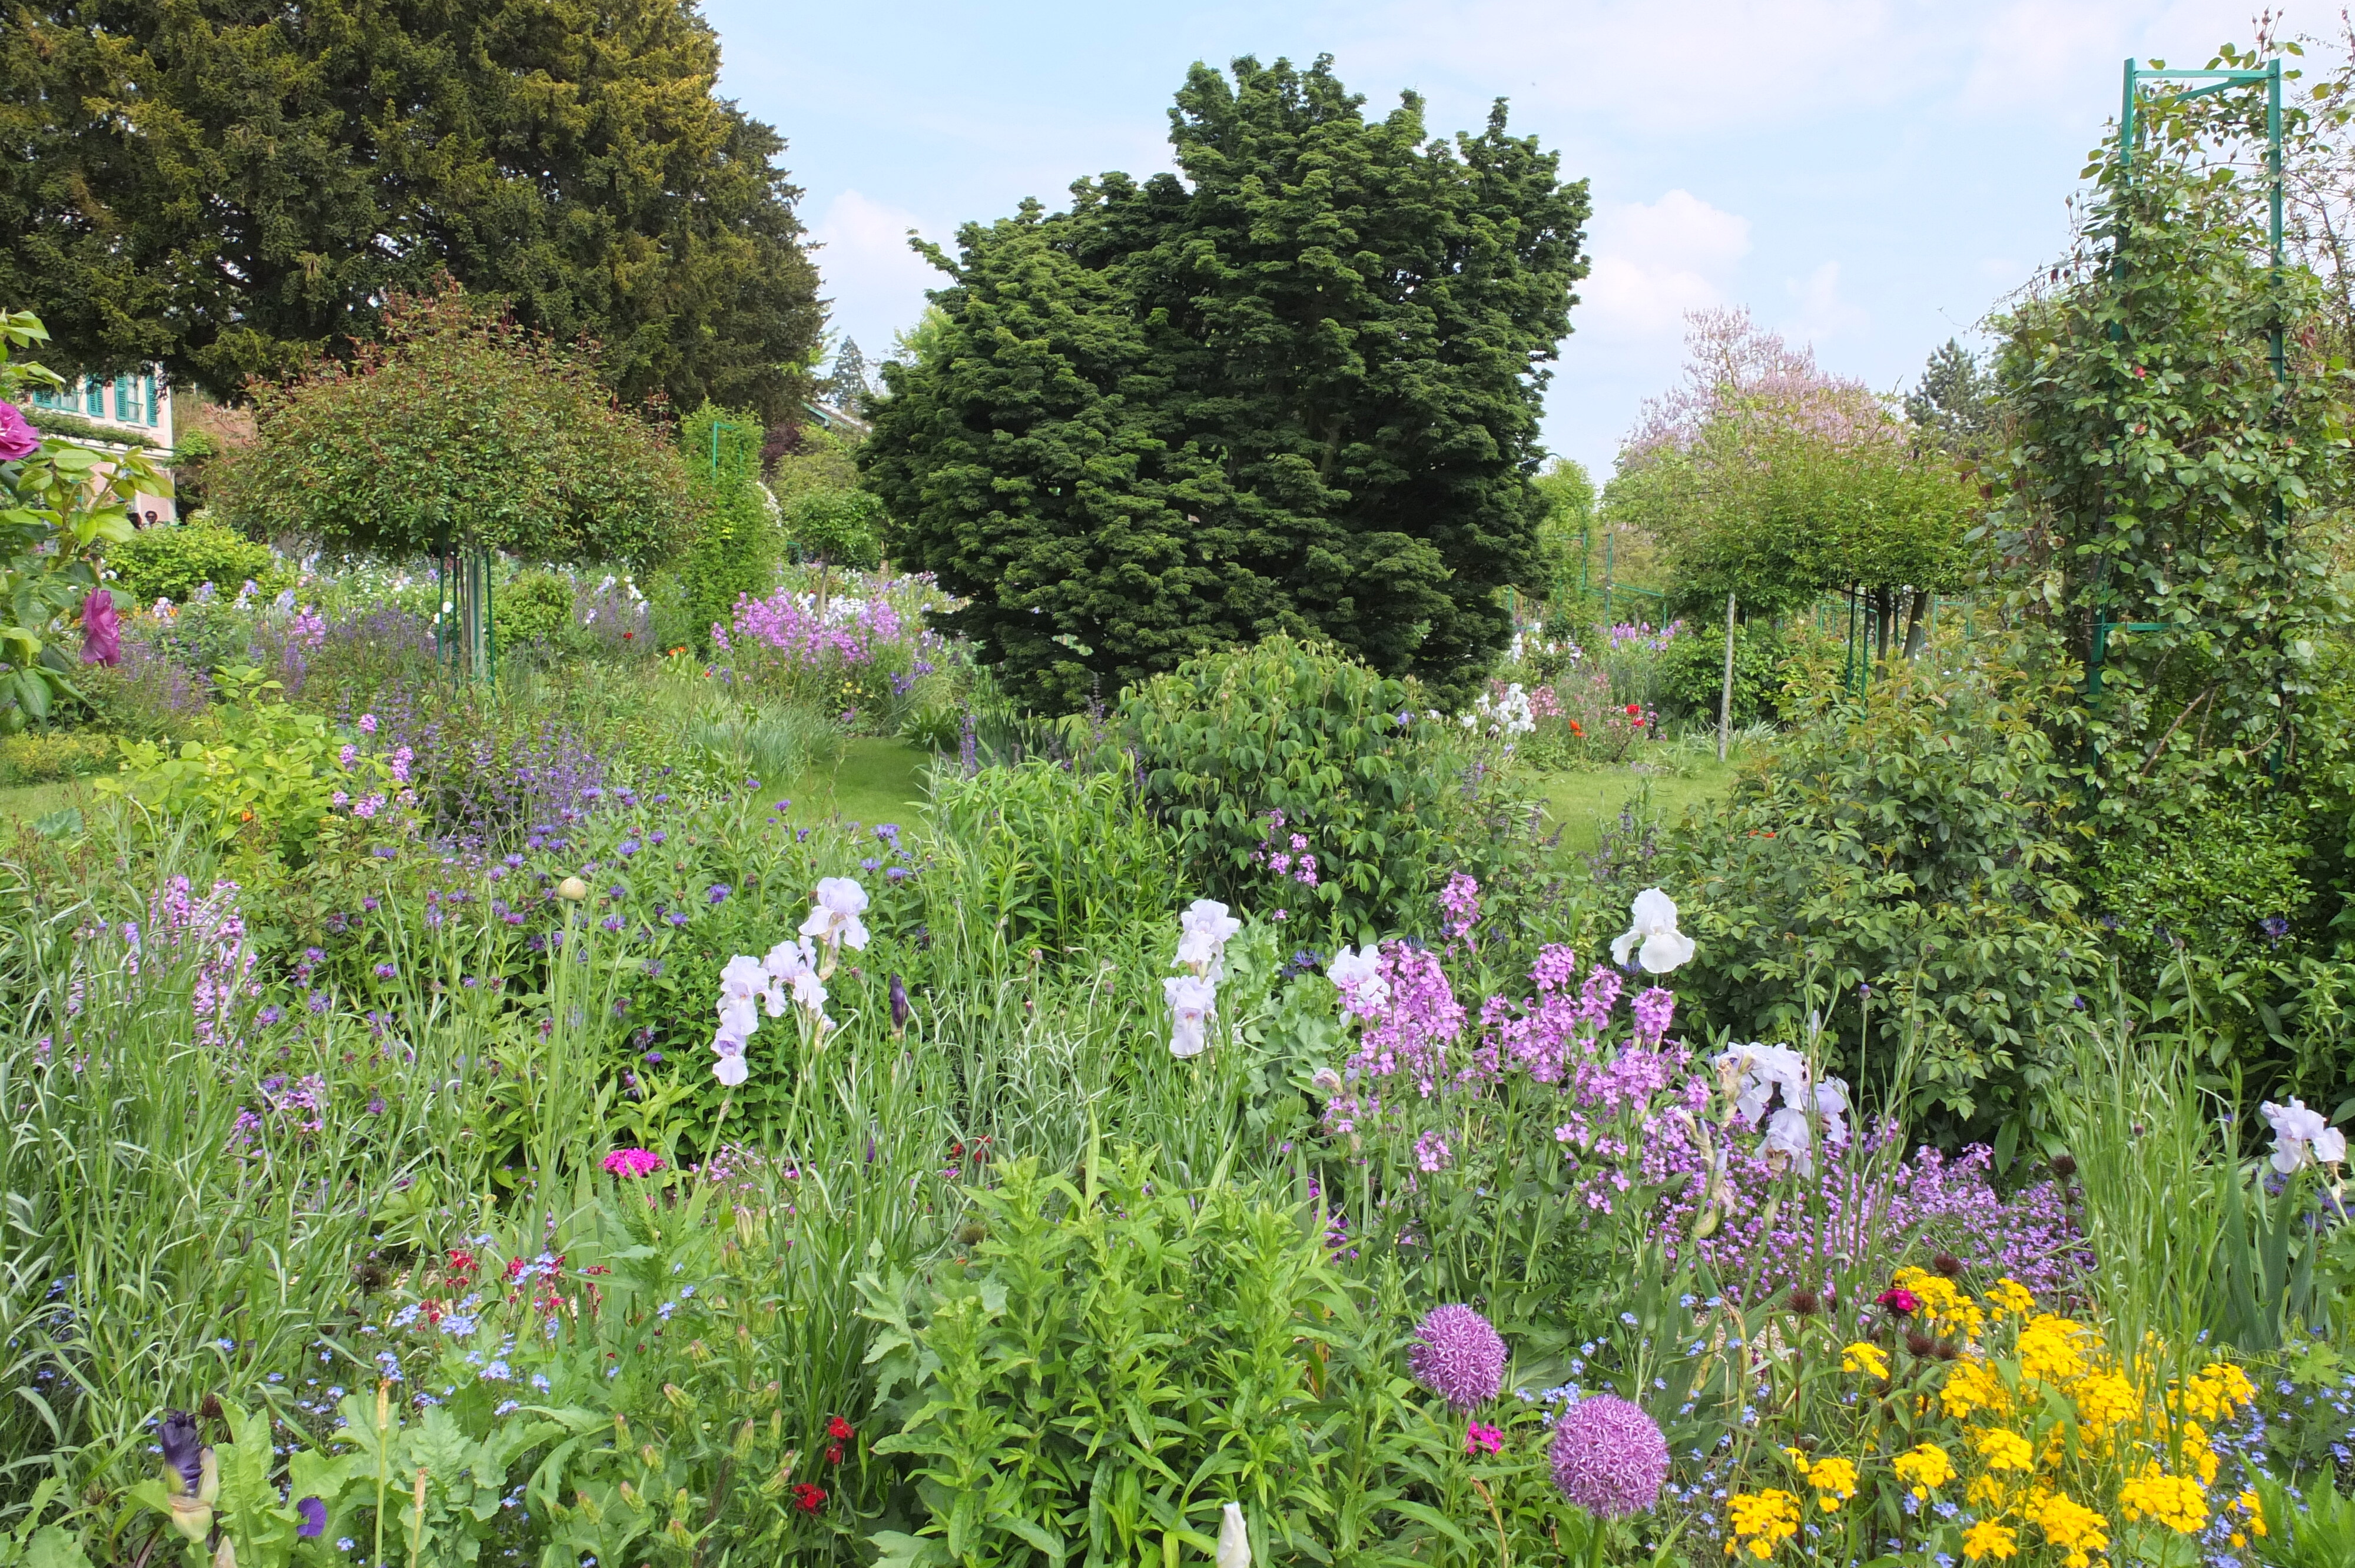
[1406,1304,1507,1408]
[1549,1394,1668,1517]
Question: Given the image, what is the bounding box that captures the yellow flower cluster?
[1892,1443,1955,1500]
[1840,1340,1889,1379]
[2028,1491,2109,1568]
[1890,1265,1985,1340]
[1723,1490,1800,1559]
[2117,1467,2209,1533]
[1786,1271,2258,1561]
[1782,1449,1858,1512]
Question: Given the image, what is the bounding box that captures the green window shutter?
[82,380,103,417]
[147,374,159,427]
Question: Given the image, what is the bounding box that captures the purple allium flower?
[1549,1395,1668,1517]
[1407,1304,1507,1408]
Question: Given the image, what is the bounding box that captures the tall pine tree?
[0,0,821,418]
[863,56,1589,710]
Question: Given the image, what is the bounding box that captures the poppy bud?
[558,876,589,901]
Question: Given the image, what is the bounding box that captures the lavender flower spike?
[1407,1304,1507,1408]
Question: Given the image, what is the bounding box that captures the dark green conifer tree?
[863,55,1590,710]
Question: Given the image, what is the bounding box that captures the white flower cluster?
[1325,944,1389,1018]
[1465,682,1536,736]
[1165,899,1242,1058]
[2263,1098,2347,1173]
[709,877,870,1085]
[1713,1042,1850,1174]
[1508,630,1582,665]
[1610,888,1694,975]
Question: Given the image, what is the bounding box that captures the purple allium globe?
[1406,1304,1507,1408]
[1549,1394,1669,1518]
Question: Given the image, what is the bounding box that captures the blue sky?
[705,0,2273,481]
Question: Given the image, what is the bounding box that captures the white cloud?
[1578,189,1752,338]
[809,190,948,356]
[1785,259,1868,342]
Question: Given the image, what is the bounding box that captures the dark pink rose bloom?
[0,400,38,462]
[81,590,121,666]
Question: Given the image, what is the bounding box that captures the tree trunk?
[1901,587,1929,660]
[437,544,495,683]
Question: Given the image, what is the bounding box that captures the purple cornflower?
[308,990,330,1015]
[1407,1304,1507,1408]
[2260,914,2290,942]
[1549,1395,1668,1517]
[374,963,396,981]
[707,884,731,905]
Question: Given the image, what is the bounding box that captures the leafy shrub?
[860,1151,1387,1567]
[787,488,886,569]
[922,761,1178,959]
[106,523,281,606]
[0,729,115,784]
[679,404,773,649]
[495,569,576,652]
[1120,636,1538,941]
[1652,620,1785,726]
[1652,652,2099,1141]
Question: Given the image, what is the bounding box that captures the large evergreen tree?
[0,0,821,418]
[863,55,1589,710]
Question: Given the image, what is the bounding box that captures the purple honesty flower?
[1549,1395,1668,1517]
[1407,1304,1507,1408]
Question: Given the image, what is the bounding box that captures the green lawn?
[1532,753,1744,857]
[0,779,92,823]
[782,736,935,832]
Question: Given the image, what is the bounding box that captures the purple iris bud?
[890,974,912,1034]
[296,1497,326,1538]
[158,1410,204,1494]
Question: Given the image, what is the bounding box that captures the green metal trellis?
[2092,59,2287,775]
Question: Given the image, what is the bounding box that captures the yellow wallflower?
[1962,1521,2019,1562]
[1975,1429,2035,1472]
[2072,1369,2138,1435]
[1804,1456,1858,1511]
[2178,1361,2257,1423]
[2233,1489,2267,1536]
[2030,1493,2109,1568]
[1941,1360,2012,1421]
[1892,1443,1955,1500]
[2118,1467,2210,1534]
[2179,1420,2220,1486]
[1841,1340,1890,1379]
[1724,1490,1800,1560]
[1983,1278,2036,1317]
[2015,1315,2093,1386]
[1966,1473,2015,1511]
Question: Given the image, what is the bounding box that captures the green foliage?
[1985,94,2354,794]
[1904,338,2002,460]
[859,1151,1375,1568]
[494,570,576,653]
[107,523,281,607]
[679,402,772,649]
[1656,650,2099,1135]
[1119,636,1535,941]
[92,668,403,866]
[217,290,692,565]
[0,308,159,730]
[787,489,887,570]
[0,729,114,785]
[0,0,822,416]
[921,761,1179,960]
[1651,620,1785,726]
[864,56,1589,711]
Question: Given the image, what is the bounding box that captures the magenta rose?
[81,589,121,667]
[0,400,38,462]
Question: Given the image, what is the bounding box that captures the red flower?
[622,631,635,640]
[1625,703,1641,715]
[792,1483,827,1514]
[446,1248,477,1278]
[1567,720,1583,736]
[1876,1285,1919,1317]
[827,1415,854,1441]
[825,1443,844,1464]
